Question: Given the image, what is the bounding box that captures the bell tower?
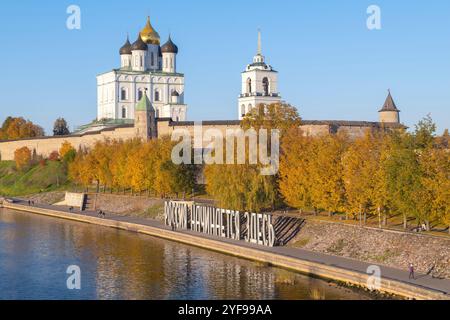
[238,30,281,120]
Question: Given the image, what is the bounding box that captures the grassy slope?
[0,161,71,196]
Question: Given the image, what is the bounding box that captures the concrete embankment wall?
[1,201,448,300]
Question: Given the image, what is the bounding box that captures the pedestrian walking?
[408,263,415,280]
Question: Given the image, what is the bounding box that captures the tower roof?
[161,35,178,54]
[131,33,148,51]
[135,91,152,111]
[379,91,400,112]
[140,16,160,45]
[119,35,132,55]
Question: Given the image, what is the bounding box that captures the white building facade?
[97,17,187,122]
[238,31,281,119]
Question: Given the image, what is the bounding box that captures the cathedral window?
[121,88,127,101]
[262,77,269,96]
[241,105,246,117]
[151,52,154,66]
[121,107,127,119]
[138,89,143,101]
[155,90,160,101]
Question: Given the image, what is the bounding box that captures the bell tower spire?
[257,29,262,55]
[253,29,265,64]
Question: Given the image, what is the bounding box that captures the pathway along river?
[0,208,383,300]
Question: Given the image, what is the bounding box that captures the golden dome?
[140,16,160,45]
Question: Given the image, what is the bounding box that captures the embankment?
[1,201,448,300]
[292,219,450,280]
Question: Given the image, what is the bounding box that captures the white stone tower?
[238,30,281,119]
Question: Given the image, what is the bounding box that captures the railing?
[239,93,279,98]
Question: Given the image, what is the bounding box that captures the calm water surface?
[0,209,378,300]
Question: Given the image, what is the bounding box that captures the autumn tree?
[342,132,386,223]
[48,151,60,161]
[383,131,421,230]
[59,141,76,163]
[14,146,32,171]
[417,146,450,232]
[0,117,44,140]
[205,103,301,212]
[69,138,196,196]
[279,128,315,211]
[309,134,348,216]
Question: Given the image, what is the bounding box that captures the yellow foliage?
[59,141,75,158]
[14,146,32,171]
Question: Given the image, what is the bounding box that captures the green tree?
[53,118,70,136]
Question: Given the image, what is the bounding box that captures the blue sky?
[0,0,449,133]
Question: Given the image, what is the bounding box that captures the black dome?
[161,36,178,54]
[131,34,148,51]
[119,36,132,55]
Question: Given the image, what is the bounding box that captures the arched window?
[262,77,269,96]
[241,104,246,117]
[121,107,127,119]
[151,52,154,66]
[138,89,144,101]
[247,78,252,94]
[248,104,253,114]
[121,88,127,101]
[140,55,143,67]
[155,89,160,101]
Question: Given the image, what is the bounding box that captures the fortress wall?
[0,126,136,161]
[300,124,330,137]
[0,121,388,161]
[336,125,375,139]
[157,121,242,138]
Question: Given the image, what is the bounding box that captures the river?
[0,208,379,300]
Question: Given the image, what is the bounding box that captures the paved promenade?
[3,199,450,299]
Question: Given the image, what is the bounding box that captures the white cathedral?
[97,17,187,122]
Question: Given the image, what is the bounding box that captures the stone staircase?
[82,194,97,212]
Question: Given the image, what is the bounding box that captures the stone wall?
[292,219,450,279]
[0,126,135,161]
[0,119,402,161]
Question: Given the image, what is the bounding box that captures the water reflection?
[0,209,376,300]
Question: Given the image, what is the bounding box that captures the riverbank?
[23,192,450,280]
[1,200,449,300]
